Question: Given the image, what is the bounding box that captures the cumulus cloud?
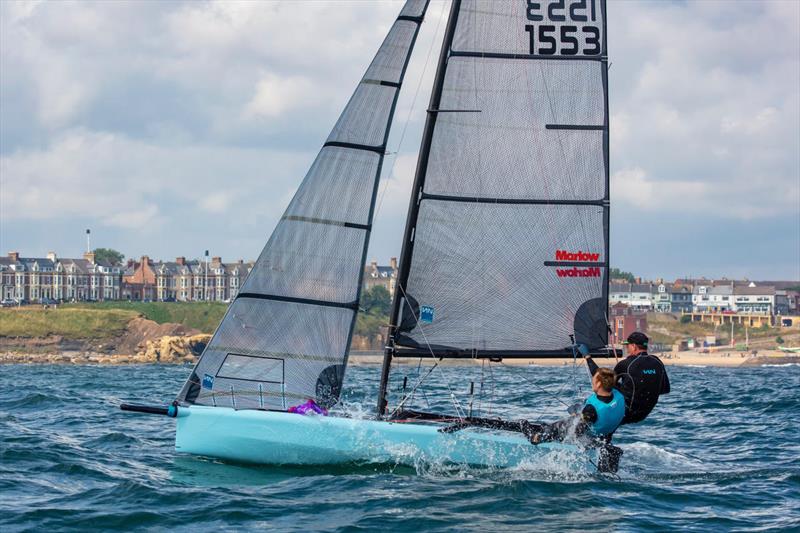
[104,205,161,229]
[0,0,797,278]
[244,73,318,119]
[607,0,799,224]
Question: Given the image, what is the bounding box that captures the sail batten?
[178,0,430,411]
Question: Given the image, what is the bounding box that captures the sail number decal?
[524,0,601,56]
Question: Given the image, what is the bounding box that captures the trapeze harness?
[584,389,625,436]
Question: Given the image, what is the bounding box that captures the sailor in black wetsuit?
[585,331,670,425]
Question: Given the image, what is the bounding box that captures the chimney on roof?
[141,255,150,265]
[83,251,96,263]
[635,276,641,284]
[47,251,57,261]
[370,260,378,269]
[238,259,243,265]
[8,251,19,262]
[212,256,222,265]
[390,257,398,270]
[176,256,186,266]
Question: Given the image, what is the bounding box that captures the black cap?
[623,331,648,347]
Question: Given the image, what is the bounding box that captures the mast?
[377,0,462,417]
[601,0,611,340]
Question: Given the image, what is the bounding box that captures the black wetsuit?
[586,352,670,425]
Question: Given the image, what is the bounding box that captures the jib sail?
[387,0,610,361]
[178,0,430,411]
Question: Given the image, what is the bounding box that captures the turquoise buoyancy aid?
[584,388,625,436]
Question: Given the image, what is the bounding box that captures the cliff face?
[115,317,201,355]
[135,334,211,363]
[0,315,208,364]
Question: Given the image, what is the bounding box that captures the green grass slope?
[0,308,138,339]
[62,302,228,333]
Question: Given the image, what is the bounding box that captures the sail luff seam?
[342,0,432,401]
[378,0,463,417]
[344,0,431,371]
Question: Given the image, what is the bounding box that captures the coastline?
[1,350,796,367]
[347,351,799,368]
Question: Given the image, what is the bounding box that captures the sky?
[1,0,798,281]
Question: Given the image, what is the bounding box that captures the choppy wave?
[1,364,799,531]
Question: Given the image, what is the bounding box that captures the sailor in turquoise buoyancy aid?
[530,367,624,444]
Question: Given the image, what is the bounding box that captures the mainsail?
[383,0,610,374]
[178,0,430,411]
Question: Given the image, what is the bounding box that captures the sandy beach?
[347,350,799,368]
[2,349,796,367]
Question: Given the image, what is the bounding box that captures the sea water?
[1,363,798,531]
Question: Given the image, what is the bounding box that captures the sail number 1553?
[524,0,601,56]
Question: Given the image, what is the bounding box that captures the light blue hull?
[175,406,595,469]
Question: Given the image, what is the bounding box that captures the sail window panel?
[185,298,353,410]
[452,0,605,57]
[397,200,605,352]
[327,83,396,147]
[399,0,427,18]
[424,57,605,201]
[364,21,418,84]
[241,220,365,303]
[284,147,380,227]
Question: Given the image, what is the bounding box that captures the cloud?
[607,0,799,224]
[0,128,311,226]
[1,0,797,279]
[103,205,160,229]
[244,73,317,119]
[199,192,234,214]
[613,167,706,210]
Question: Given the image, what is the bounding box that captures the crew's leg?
[530,417,573,444]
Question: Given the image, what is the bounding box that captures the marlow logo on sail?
[544,249,603,278]
[555,250,600,262]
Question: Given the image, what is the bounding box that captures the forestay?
[391,0,610,358]
[178,0,430,411]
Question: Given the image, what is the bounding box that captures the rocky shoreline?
[0,316,211,365]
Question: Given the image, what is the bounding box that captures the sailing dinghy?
[123,0,617,472]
